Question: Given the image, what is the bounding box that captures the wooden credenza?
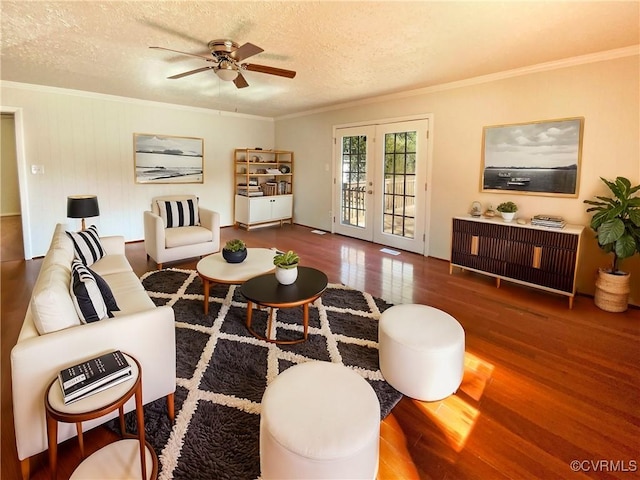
[450,216,584,308]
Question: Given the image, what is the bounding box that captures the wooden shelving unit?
[233,149,294,230]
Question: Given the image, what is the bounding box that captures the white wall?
[1,83,275,257]
[275,54,640,304]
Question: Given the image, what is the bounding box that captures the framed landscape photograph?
[134,133,204,184]
[481,117,584,197]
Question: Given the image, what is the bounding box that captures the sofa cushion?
[50,224,75,264]
[31,261,81,335]
[165,225,213,248]
[103,271,156,314]
[157,199,200,228]
[66,225,105,266]
[70,260,109,323]
[90,254,133,277]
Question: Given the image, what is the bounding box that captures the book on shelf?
[58,350,132,404]
[237,190,264,197]
[531,214,566,229]
[533,214,564,222]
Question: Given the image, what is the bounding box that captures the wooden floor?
[2,220,639,479]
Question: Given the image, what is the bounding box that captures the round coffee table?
[196,248,276,314]
[240,266,328,344]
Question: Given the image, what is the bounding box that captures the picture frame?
[480,117,584,197]
[134,133,204,184]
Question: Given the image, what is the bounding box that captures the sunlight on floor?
[381,256,414,304]
[338,245,367,292]
[412,351,495,452]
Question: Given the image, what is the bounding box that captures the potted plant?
[222,239,247,263]
[497,201,518,222]
[273,250,300,285]
[584,176,640,312]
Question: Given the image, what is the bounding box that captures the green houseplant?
[273,250,300,285]
[222,239,247,263]
[583,176,640,312]
[497,201,518,222]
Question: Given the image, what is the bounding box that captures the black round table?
[240,266,328,344]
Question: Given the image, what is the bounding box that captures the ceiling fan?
[150,39,296,89]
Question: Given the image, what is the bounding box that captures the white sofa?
[144,194,220,269]
[11,224,176,479]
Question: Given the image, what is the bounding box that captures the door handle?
[367,190,373,194]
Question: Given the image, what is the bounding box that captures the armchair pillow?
[157,198,200,228]
[66,225,105,266]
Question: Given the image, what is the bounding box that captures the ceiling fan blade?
[243,63,296,79]
[230,42,264,62]
[150,46,214,62]
[234,72,249,89]
[168,66,214,79]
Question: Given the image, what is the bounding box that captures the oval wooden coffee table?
[240,266,328,344]
[196,248,276,314]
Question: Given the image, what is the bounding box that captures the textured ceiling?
[1,1,639,117]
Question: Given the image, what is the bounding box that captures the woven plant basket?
[594,269,630,313]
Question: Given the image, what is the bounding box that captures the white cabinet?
[233,149,294,230]
[234,194,293,229]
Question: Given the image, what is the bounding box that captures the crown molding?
[0,81,273,122]
[276,45,640,121]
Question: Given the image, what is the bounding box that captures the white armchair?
[144,195,220,269]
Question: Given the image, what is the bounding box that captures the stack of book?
[261,182,278,196]
[531,215,566,229]
[58,350,132,404]
[237,185,263,197]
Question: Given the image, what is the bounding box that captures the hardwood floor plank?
[2,222,639,480]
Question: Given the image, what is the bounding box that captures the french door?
[334,119,429,254]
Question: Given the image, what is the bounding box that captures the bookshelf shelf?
[233,148,294,230]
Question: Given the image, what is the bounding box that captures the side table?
[45,353,157,480]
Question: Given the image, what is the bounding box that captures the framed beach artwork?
[481,117,584,197]
[134,133,204,184]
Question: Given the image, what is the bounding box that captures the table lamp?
[67,195,100,230]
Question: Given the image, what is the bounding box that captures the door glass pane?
[341,135,367,228]
[382,131,416,238]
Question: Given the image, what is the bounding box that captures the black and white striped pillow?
[66,225,105,266]
[70,259,108,323]
[157,199,200,228]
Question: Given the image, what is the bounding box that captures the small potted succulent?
[273,250,300,285]
[497,201,518,222]
[222,239,247,263]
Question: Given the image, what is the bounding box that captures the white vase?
[275,266,298,285]
[501,212,516,222]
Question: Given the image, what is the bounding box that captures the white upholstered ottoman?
[260,361,380,479]
[379,304,465,401]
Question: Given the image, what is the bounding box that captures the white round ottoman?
[379,304,465,401]
[260,361,380,479]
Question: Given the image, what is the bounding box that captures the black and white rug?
[111,268,402,480]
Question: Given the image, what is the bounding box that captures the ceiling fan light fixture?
[216,59,239,81]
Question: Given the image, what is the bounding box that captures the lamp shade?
[67,195,100,219]
[216,60,239,81]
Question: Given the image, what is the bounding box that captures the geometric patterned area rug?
[109,268,402,480]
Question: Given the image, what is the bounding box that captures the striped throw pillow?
[157,199,200,228]
[66,225,105,266]
[70,259,108,323]
[90,266,120,316]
